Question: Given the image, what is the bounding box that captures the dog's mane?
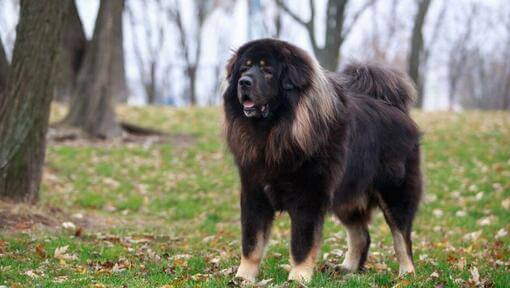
[224,40,341,167]
[291,57,339,156]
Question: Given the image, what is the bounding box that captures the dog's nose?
[239,76,252,88]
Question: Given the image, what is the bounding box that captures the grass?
[0,106,509,287]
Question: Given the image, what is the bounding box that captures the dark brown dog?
[223,39,421,283]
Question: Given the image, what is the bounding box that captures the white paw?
[339,258,359,273]
[235,262,258,283]
[288,266,313,283]
[398,264,415,276]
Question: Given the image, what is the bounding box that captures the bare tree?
[272,2,283,38]
[408,0,432,108]
[500,7,510,110]
[168,0,214,105]
[63,0,127,138]
[126,0,168,105]
[456,45,509,111]
[445,3,510,111]
[365,0,403,63]
[0,36,8,94]
[0,0,67,202]
[53,0,87,102]
[446,5,477,111]
[276,0,374,71]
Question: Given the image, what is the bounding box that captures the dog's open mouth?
[242,100,269,118]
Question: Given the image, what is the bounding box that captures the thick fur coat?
[223,39,422,283]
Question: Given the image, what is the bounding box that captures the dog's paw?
[339,260,359,274]
[235,263,258,283]
[398,265,415,276]
[288,266,313,283]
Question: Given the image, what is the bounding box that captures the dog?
[222,38,422,283]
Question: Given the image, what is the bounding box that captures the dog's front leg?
[287,207,324,283]
[235,179,274,283]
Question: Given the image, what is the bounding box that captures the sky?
[0,0,506,110]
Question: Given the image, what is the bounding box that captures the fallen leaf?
[62,222,76,230]
[24,270,39,278]
[469,266,480,285]
[255,278,273,287]
[219,266,236,276]
[54,246,78,261]
[495,228,507,239]
[35,244,46,258]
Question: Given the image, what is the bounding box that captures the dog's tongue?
[243,100,255,108]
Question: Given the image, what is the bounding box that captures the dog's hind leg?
[334,208,371,272]
[378,151,422,275]
[378,194,416,275]
[333,190,373,273]
[341,222,370,272]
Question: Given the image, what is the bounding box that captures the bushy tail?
[340,62,416,112]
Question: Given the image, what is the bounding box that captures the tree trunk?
[145,61,157,104]
[63,0,126,138]
[0,0,67,202]
[315,0,348,71]
[276,0,358,72]
[112,2,128,103]
[188,66,197,105]
[408,0,432,108]
[0,36,8,94]
[54,0,87,102]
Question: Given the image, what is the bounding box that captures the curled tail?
[340,62,416,112]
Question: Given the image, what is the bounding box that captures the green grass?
[0,106,509,287]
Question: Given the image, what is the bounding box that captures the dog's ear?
[281,48,312,91]
[225,52,238,81]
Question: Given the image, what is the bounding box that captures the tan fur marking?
[292,59,338,154]
[392,231,415,275]
[337,194,369,215]
[288,232,321,282]
[376,194,415,275]
[236,232,269,282]
[341,225,367,272]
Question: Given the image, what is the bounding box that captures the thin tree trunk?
[408,0,432,108]
[0,36,8,94]
[146,61,157,104]
[0,0,67,202]
[54,0,87,102]
[63,0,126,138]
[188,66,197,105]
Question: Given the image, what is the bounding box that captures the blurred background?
[1,0,509,111]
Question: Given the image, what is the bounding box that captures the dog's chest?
[261,177,301,212]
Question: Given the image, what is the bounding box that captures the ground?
[0,106,509,287]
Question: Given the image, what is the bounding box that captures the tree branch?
[423,0,447,62]
[275,0,308,26]
[342,0,377,38]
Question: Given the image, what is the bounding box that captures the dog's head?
[224,39,314,119]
